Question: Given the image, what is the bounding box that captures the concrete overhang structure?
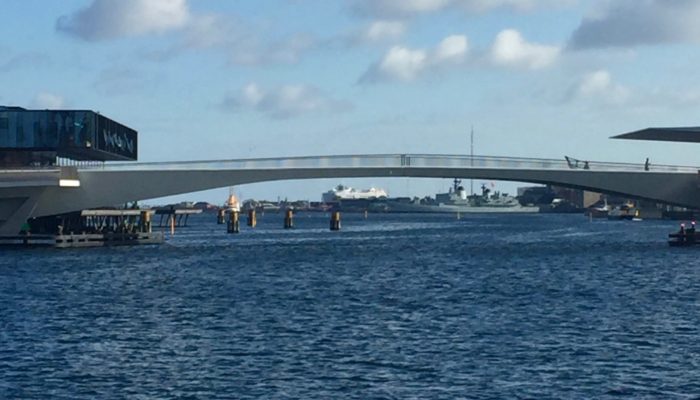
[612,127,700,143]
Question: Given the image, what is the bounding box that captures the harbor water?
[2,213,700,399]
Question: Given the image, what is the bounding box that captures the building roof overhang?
[612,127,700,143]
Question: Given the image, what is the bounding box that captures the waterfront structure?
[0,105,139,236]
[0,106,137,166]
[2,109,700,235]
[5,152,700,234]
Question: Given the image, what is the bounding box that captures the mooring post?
[217,208,225,224]
[330,210,341,231]
[228,210,240,233]
[284,208,294,229]
[247,209,257,227]
[140,210,151,233]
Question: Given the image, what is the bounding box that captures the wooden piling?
[330,211,341,231]
[217,209,225,224]
[284,209,294,229]
[140,210,151,233]
[228,210,240,233]
[247,209,257,227]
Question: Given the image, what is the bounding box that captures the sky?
[3,0,700,204]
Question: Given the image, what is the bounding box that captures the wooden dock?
[7,207,169,248]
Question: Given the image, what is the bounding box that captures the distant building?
[518,185,601,208]
[193,202,219,212]
[0,106,137,167]
[552,186,601,208]
[517,185,554,205]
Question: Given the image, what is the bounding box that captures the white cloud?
[57,1,318,66]
[370,46,429,82]
[353,0,450,17]
[569,0,700,49]
[363,20,407,42]
[31,93,66,109]
[240,83,265,106]
[360,34,468,82]
[146,13,317,66]
[362,30,558,82]
[56,0,190,41]
[455,0,574,13]
[573,70,630,105]
[223,83,352,119]
[566,70,700,110]
[434,35,469,63]
[490,29,559,69]
[352,0,573,17]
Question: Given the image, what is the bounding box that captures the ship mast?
[470,126,474,196]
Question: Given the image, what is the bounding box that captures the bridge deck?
[77,154,699,173]
[3,153,700,236]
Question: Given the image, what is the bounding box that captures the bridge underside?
[2,164,699,234]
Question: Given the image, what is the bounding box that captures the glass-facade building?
[0,106,137,166]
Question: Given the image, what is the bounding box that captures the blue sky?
[3,0,700,203]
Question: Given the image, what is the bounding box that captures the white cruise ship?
[322,185,388,203]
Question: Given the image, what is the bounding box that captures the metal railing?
[0,166,62,172]
[76,154,700,173]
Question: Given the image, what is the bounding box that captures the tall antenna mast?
[470,125,474,196]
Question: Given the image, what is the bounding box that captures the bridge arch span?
[29,154,700,219]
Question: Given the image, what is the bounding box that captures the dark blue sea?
[2,212,700,399]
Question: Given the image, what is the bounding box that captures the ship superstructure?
[322,185,388,203]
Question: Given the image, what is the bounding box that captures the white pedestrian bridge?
[2,153,700,234]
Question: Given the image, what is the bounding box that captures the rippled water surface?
[2,213,700,399]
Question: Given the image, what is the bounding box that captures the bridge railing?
[77,154,700,173]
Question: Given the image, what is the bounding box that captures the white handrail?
[74,154,700,173]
